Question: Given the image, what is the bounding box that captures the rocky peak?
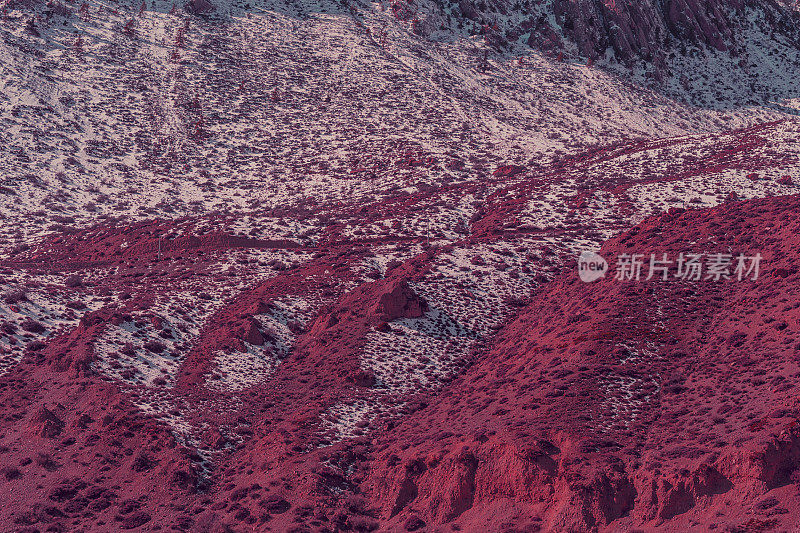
[451,0,799,64]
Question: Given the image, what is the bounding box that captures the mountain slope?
[1,0,799,252]
[368,194,800,531]
[1,0,800,531]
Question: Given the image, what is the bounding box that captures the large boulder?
[374,280,429,321]
[29,406,64,438]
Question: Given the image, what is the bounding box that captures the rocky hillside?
[368,193,800,531]
[414,0,800,106]
[1,0,800,530]
[533,0,799,60]
[0,117,798,530]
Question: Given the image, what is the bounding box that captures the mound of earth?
[367,194,800,531]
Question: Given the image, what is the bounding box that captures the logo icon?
[578,252,608,283]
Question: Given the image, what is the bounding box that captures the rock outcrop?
[373,280,429,321]
[453,0,800,64]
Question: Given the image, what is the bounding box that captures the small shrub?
[66,300,87,310]
[3,290,27,304]
[64,274,83,288]
[1,466,21,480]
[143,340,166,353]
[21,319,46,334]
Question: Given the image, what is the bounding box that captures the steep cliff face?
[445,0,800,63]
[418,0,800,105]
[551,0,742,60]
